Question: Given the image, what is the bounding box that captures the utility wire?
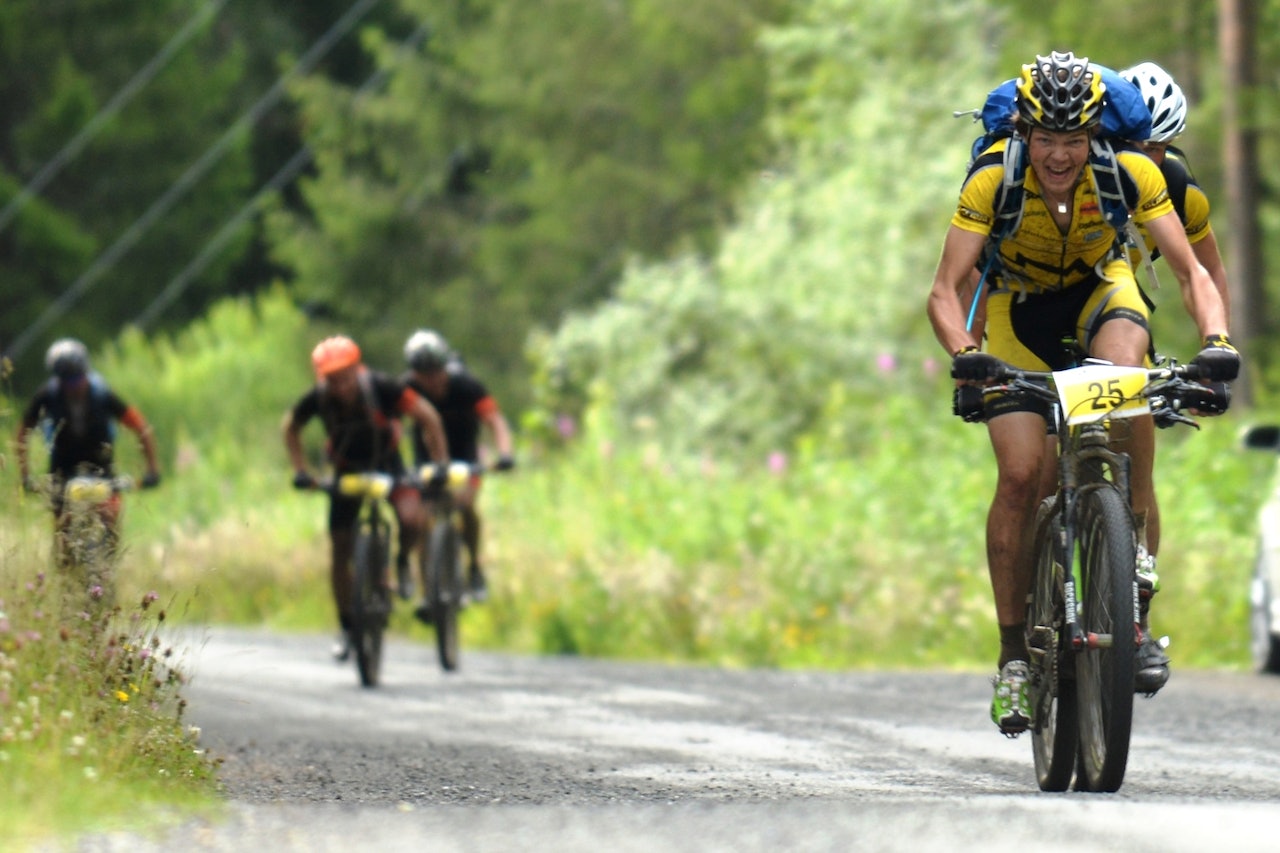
[0,0,229,236]
[5,0,384,362]
[133,22,431,330]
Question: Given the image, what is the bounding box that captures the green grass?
[0,524,221,849]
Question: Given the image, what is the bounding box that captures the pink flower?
[556,414,577,440]
[876,353,897,373]
[768,451,788,476]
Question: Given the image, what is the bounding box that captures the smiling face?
[1026,127,1091,199]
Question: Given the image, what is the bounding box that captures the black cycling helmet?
[1016,51,1105,132]
[45,337,90,378]
[404,328,452,372]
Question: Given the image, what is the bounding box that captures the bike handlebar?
[953,361,1220,429]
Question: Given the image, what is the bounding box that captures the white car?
[1243,424,1280,673]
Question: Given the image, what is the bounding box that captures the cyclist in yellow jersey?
[926,52,1239,735]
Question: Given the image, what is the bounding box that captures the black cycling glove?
[950,347,1005,382]
[494,455,516,472]
[1190,334,1240,382]
[292,470,317,490]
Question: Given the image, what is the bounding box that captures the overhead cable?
[132,21,431,330]
[4,0,384,362]
[0,0,230,236]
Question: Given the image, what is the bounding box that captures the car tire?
[1251,548,1280,675]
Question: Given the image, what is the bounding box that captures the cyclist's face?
[1140,141,1169,166]
[1027,128,1090,197]
[325,364,362,403]
[415,368,448,399]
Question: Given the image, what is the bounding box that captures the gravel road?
[67,627,1280,852]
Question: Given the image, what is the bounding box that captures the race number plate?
[1054,364,1150,425]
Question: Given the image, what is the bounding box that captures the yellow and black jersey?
[952,138,1174,295]
[1131,150,1212,259]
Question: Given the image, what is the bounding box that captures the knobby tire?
[1028,496,1079,792]
[352,530,387,688]
[1074,485,1136,792]
[429,519,462,672]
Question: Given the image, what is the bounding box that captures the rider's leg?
[392,486,424,597]
[986,411,1053,668]
[457,485,487,598]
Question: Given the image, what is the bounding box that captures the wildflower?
[556,413,577,440]
[141,591,159,609]
[89,586,104,601]
[876,352,898,373]
[114,690,129,704]
[768,451,788,476]
[84,766,97,780]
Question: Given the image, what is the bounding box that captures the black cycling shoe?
[413,602,433,625]
[332,630,352,662]
[1135,634,1170,696]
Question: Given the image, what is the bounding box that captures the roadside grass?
[0,524,221,849]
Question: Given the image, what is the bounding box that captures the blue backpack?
[959,65,1154,327]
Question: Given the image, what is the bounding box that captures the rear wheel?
[1074,486,1136,792]
[1027,497,1078,792]
[351,529,388,688]
[429,519,462,672]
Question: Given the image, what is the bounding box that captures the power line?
[132,21,432,330]
[0,0,229,236]
[4,0,384,362]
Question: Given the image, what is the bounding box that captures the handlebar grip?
[953,385,986,423]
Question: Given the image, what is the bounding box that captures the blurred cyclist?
[283,334,448,659]
[15,337,162,575]
[403,328,515,603]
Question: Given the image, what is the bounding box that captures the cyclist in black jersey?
[16,338,162,568]
[403,329,515,602]
[284,335,449,659]
[926,52,1238,735]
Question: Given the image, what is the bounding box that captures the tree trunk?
[1218,0,1264,405]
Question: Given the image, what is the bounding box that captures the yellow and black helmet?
[1015,51,1105,132]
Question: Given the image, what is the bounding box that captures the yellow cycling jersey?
[952,138,1175,295]
[1134,152,1213,255]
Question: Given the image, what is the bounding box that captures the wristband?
[954,345,980,357]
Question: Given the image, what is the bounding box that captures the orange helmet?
[311,335,362,379]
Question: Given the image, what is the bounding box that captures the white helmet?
[1120,61,1187,143]
[404,328,452,372]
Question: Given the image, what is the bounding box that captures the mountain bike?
[956,359,1218,793]
[54,474,137,610]
[416,461,485,672]
[303,472,397,688]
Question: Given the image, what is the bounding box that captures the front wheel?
[351,530,388,688]
[1027,497,1078,792]
[1074,486,1136,793]
[428,520,462,672]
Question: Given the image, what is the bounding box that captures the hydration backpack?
[40,376,116,448]
[957,66,1154,328]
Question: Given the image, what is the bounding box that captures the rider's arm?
[403,391,449,465]
[1145,211,1229,339]
[927,225,989,357]
[15,394,44,486]
[119,406,160,480]
[476,396,514,459]
[282,409,310,477]
[1190,229,1230,318]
